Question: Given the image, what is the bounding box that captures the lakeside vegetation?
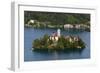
[24,11,90,31]
[32,34,85,52]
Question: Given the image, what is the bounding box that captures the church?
[49,29,61,41]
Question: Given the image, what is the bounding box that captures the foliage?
[24,11,90,26]
[32,34,85,52]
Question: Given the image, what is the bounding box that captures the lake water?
[24,27,90,61]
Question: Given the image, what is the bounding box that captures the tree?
[32,39,41,48]
[24,11,90,26]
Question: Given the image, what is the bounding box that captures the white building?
[28,19,35,24]
[49,29,61,41]
[64,24,73,29]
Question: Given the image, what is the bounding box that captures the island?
[32,29,85,52]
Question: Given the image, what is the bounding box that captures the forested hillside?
[24,11,90,25]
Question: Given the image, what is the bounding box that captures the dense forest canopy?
[24,11,90,25]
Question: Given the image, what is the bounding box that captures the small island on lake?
[32,29,85,52]
[24,11,90,61]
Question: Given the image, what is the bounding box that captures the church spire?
[57,29,60,37]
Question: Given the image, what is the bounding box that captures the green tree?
[32,39,41,49]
